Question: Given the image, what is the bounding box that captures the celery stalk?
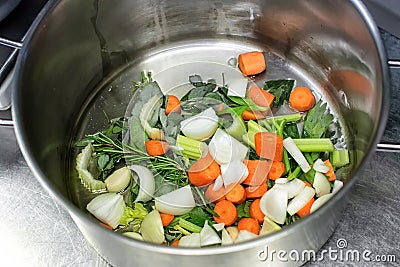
[263,113,302,124]
[179,218,202,233]
[225,112,247,141]
[176,135,206,160]
[287,166,302,181]
[291,138,334,152]
[331,150,349,168]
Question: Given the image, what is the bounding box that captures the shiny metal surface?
[12,0,389,266]
[0,0,21,22]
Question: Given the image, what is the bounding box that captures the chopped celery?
[176,135,206,160]
[242,120,268,149]
[331,150,350,168]
[287,166,302,181]
[262,113,302,124]
[224,109,247,141]
[291,138,334,152]
[179,218,202,233]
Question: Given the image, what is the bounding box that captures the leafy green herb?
[132,71,153,91]
[302,100,334,138]
[237,200,252,220]
[283,123,300,139]
[263,79,295,107]
[284,213,300,226]
[267,179,275,188]
[119,203,148,229]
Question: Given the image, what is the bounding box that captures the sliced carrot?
[237,217,260,235]
[145,140,169,156]
[165,95,181,115]
[248,85,275,108]
[238,51,266,76]
[160,213,175,227]
[323,160,336,181]
[254,132,283,161]
[245,183,268,198]
[267,161,285,180]
[242,160,271,186]
[241,110,267,121]
[296,198,315,218]
[249,199,265,223]
[205,183,226,203]
[188,156,221,186]
[289,86,315,111]
[213,200,238,226]
[171,240,180,247]
[100,222,113,230]
[225,184,246,204]
[303,181,312,187]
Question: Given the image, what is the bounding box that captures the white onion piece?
[180,107,219,141]
[221,228,234,245]
[200,221,222,246]
[313,159,330,173]
[259,188,288,224]
[213,175,224,191]
[179,233,201,247]
[155,185,196,215]
[105,166,131,193]
[313,172,331,197]
[226,226,239,243]
[86,193,125,229]
[129,165,155,203]
[227,78,248,97]
[273,178,305,199]
[236,230,258,243]
[283,137,311,173]
[310,193,334,213]
[209,129,248,165]
[220,160,249,187]
[123,232,143,241]
[332,180,343,195]
[141,210,165,244]
[287,187,315,215]
[259,216,281,236]
[275,178,288,184]
[212,223,225,232]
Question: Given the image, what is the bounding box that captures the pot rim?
[12,0,390,256]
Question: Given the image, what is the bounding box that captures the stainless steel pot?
[0,0,21,22]
[12,0,390,266]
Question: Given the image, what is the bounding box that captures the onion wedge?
[155,185,196,215]
[273,178,305,199]
[283,137,311,173]
[140,209,165,244]
[313,171,331,197]
[220,160,249,187]
[200,221,221,246]
[86,193,125,229]
[310,193,334,213]
[259,188,288,224]
[179,233,201,247]
[209,129,248,165]
[287,186,315,215]
[332,180,343,195]
[180,107,219,141]
[129,165,155,202]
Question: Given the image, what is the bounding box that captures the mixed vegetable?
[75,51,350,247]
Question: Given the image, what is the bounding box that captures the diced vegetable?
[291,138,335,152]
[226,226,239,242]
[220,160,249,187]
[332,180,343,194]
[242,160,271,186]
[145,140,169,156]
[155,185,196,215]
[243,120,268,149]
[283,137,311,173]
[140,95,164,140]
[245,183,268,199]
[119,203,148,227]
[259,216,281,236]
[259,188,288,224]
[323,160,337,181]
[180,107,219,140]
[254,132,283,161]
[179,233,201,247]
[302,100,334,138]
[313,159,330,173]
[176,135,207,160]
[249,199,265,223]
[296,198,315,218]
[213,200,238,226]
[165,95,181,115]
[273,178,305,199]
[238,218,260,235]
[225,184,246,204]
[209,129,248,165]
[86,193,125,229]
[289,86,315,111]
[313,172,331,197]
[236,230,259,242]
[227,78,248,97]
[129,165,155,203]
[241,110,267,120]
[160,213,175,227]
[200,221,222,246]
[310,193,334,213]
[247,85,275,108]
[263,79,295,108]
[238,51,266,76]
[267,161,285,180]
[286,186,315,215]
[331,149,350,168]
[104,166,131,193]
[224,111,247,141]
[221,228,234,245]
[188,154,221,186]
[205,182,226,203]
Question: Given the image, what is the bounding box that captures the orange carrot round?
[213,200,238,226]
[238,51,266,76]
[245,183,268,198]
[225,184,246,204]
[289,86,315,111]
[242,160,271,186]
[145,140,169,156]
[296,198,315,218]
[323,160,336,181]
[237,217,260,235]
[249,199,265,223]
[267,161,285,180]
[248,85,275,108]
[188,156,221,186]
[241,110,266,121]
[205,183,227,203]
[160,213,175,227]
[254,132,283,161]
[165,95,181,115]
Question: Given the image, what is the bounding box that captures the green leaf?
[128,116,147,151]
[302,100,334,138]
[228,96,267,111]
[237,201,252,220]
[119,203,148,226]
[97,154,110,171]
[264,79,295,107]
[283,123,300,139]
[186,206,211,227]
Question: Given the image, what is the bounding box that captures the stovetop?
[0,1,399,267]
